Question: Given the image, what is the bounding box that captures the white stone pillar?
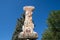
[18,6,38,39]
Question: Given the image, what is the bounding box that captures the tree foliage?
[12,13,25,40]
[42,11,60,40]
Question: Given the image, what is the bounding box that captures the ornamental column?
[18,6,38,39]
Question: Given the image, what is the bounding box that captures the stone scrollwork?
[18,6,38,39]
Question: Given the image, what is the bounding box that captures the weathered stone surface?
[18,6,38,39]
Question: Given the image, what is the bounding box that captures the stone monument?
[18,6,38,40]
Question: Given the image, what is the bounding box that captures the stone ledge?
[18,32,38,39]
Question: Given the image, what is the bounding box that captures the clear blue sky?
[0,0,60,40]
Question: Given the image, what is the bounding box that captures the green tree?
[12,13,25,40]
[42,11,60,40]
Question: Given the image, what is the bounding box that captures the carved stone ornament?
[18,6,38,39]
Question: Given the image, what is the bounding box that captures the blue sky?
[0,0,60,40]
